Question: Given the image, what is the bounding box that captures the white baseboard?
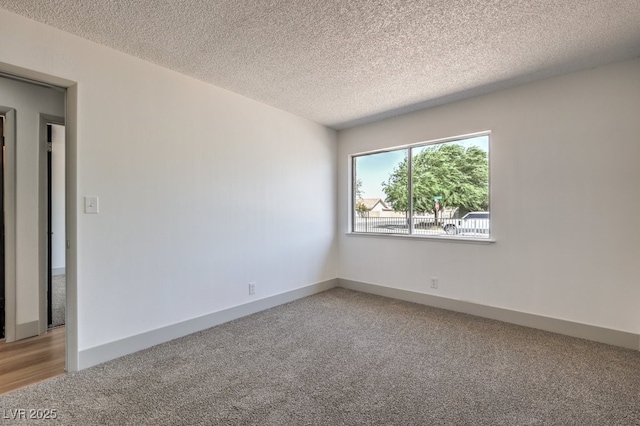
[338,279,640,351]
[15,320,39,340]
[78,278,338,370]
[77,276,638,371]
[52,267,66,276]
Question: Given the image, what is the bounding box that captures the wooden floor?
[0,326,66,395]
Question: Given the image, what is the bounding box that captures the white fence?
[353,216,490,237]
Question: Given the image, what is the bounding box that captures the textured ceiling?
[1,1,640,129]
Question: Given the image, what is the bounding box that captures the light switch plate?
[85,196,99,214]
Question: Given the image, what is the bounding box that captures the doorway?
[1,74,65,345]
[46,121,65,329]
[1,114,5,339]
[0,68,77,373]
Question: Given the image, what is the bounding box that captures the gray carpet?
[51,274,65,327]
[1,288,639,425]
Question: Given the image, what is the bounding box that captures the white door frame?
[1,107,17,342]
[39,114,65,334]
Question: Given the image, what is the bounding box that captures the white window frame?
[349,131,493,242]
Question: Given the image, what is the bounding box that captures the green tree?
[382,144,488,218]
[355,201,369,218]
[355,178,364,200]
[354,178,369,217]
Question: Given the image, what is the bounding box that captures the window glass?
[353,150,408,234]
[352,134,490,239]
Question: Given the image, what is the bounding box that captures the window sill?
[345,232,496,244]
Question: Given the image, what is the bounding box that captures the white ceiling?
[2,1,640,129]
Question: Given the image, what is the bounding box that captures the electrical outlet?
[249,282,256,295]
[430,277,438,289]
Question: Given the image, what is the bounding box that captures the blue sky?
[355,135,488,200]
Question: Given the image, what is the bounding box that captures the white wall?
[51,124,66,272]
[0,9,337,358]
[338,58,640,335]
[0,76,65,328]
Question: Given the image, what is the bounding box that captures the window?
[352,133,490,239]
